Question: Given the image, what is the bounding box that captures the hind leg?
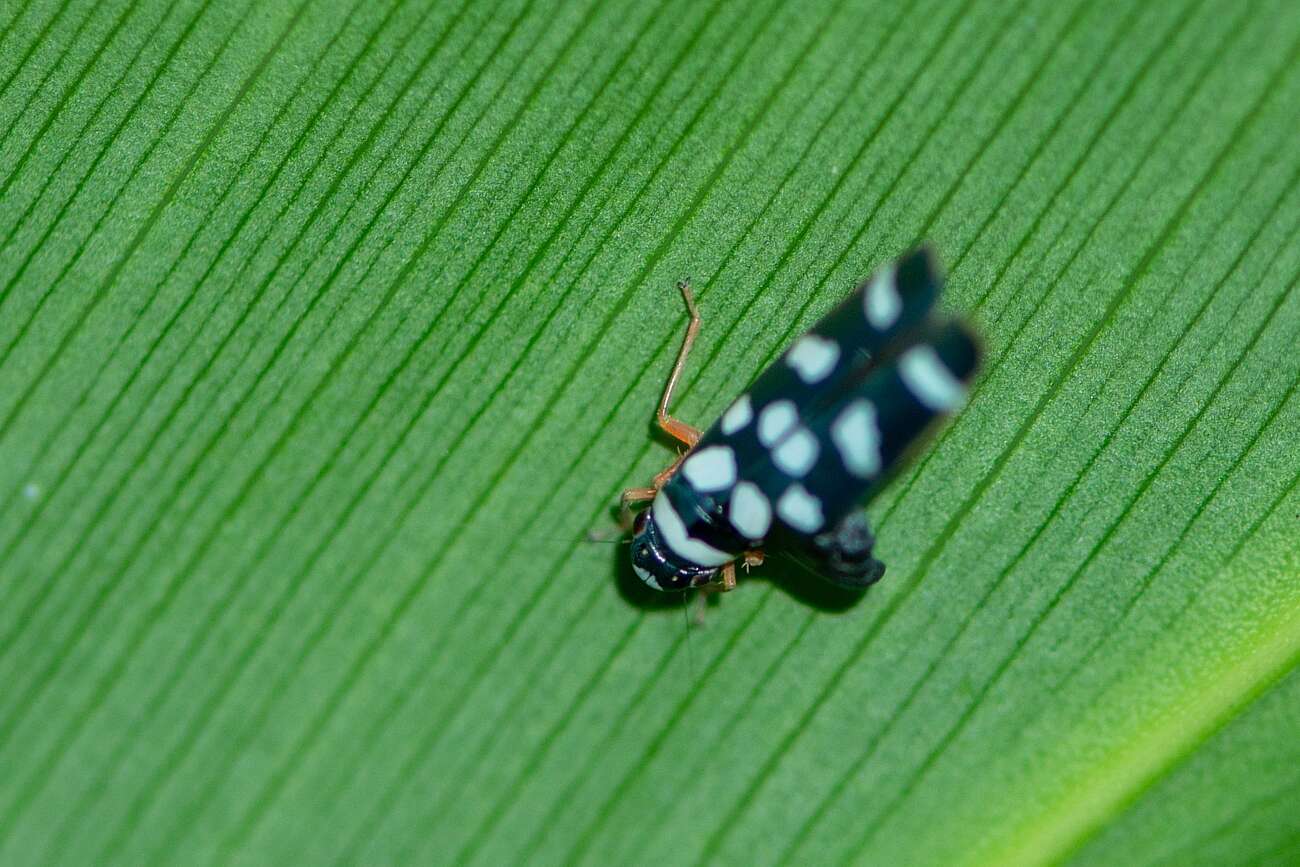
[655,279,703,448]
[613,279,703,533]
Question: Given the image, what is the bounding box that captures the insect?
[621,245,981,593]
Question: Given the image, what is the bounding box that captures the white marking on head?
[899,346,967,411]
[786,335,840,384]
[758,400,798,446]
[773,427,818,478]
[720,394,753,435]
[831,399,882,478]
[681,445,737,492]
[864,265,902,329]
[632,562,662,590]
[728,481,771,540]
[777,484,824,533]
[652,490,733,567]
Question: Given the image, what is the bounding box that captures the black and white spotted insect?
[621,246,981,593]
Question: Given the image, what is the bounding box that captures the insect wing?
[695,245,943,455]
[789,319,981,534]
[673,248,977,556]
[807,244,945,377]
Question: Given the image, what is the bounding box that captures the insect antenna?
[583,526,631,544]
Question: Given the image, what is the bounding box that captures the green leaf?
[0,0,1296,864]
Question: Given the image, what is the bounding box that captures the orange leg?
[707,548,765,594]
[652,451,687,488]
[619,448,686,530]
[619,486,657,530]
[656,279,703,448]
[695,549,763,623]
[717,549,764,592]
[617,279,704,529]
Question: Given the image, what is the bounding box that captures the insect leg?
[655,279,703,448]
[720,561,736,591]
[614,280,700,535]
[612,448,685,537]
[651,451,688,488]
[616,449,684,528]
[693,572,731,627]
[619,486,657,530]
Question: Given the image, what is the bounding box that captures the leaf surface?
[0,0,1296,863]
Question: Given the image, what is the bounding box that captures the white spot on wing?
[899,346,967,411]
[681,445,737,492]
[777,484,824,533]
[864,265,902,329]
[831,399,882,478]
[728,481,771,540]
[773,427,818,478]
[652,490,733,567]
[786,335,840,383]
[720,394,753,435]
[758,400,798,446]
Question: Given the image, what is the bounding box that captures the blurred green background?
[0,0,1297,863]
